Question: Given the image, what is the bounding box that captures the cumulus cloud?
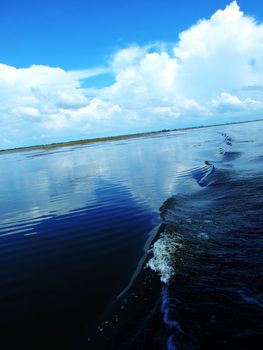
[173,1,263,101]
[212,92,263,112]
[1,1,263,149]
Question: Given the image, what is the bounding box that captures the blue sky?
[1,0,263,149]
[1,0,262,70]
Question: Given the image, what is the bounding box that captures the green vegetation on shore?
[1,118,262,155]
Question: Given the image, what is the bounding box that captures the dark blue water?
[0,121,262,349]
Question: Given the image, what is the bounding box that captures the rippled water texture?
[0,121,262,349]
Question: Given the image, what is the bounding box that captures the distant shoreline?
[1,118,262,155]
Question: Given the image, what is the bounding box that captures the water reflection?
[0,120,262,348]
[1,122,262,232]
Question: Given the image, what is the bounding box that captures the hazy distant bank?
[1,118,262,155]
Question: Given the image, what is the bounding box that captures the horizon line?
[1,118,262,155]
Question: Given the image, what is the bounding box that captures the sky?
[1,0,263,149]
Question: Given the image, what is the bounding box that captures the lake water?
[0,121,262,349]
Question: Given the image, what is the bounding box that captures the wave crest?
[147,232,183,283]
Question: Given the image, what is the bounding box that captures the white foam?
[197,232,209,239]
[147,233,183,283]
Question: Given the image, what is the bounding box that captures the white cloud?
[1,1,263,149]
[173,1,263,102]
[212,92,263,112]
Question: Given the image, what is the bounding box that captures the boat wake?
[146,131,263,349]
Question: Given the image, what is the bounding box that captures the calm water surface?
[0,121,262,349]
